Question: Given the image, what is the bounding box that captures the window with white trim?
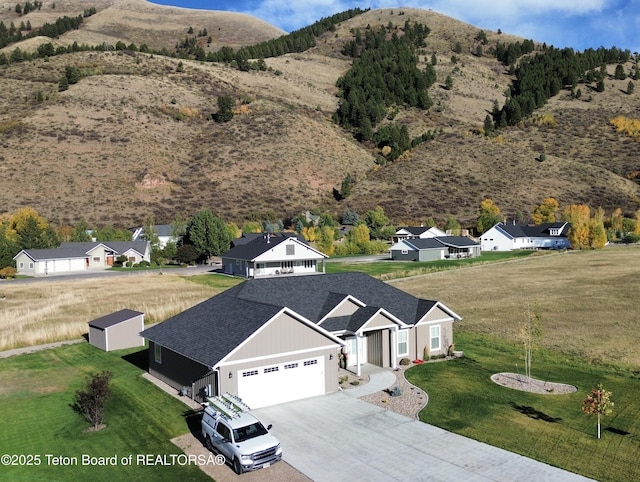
[397,329,409,356]
[154,344,162,364]
[19,262,24,269]
[430,325,441,351]
[29,262,34,269]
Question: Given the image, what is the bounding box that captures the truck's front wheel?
[205,436,214,452]
[233,457,243,475]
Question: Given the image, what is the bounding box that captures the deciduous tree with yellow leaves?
[531,197,559,224]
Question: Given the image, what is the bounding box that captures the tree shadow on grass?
[510,402,563,423]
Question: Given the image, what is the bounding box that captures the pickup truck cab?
[201,396,282,474]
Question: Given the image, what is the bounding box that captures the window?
[93,257,100,263]
[29,262,34,269]
[286,244,295,255]
[19,262,24,269]
[401,249,408,255]
[303,359,318,366]
[242,370,258,377]
[264,366,279,373]
[284,363,298,369]
[304,259,315,268]
[216,422,231,441]
[430,325,441,351]
[154,344,162,364]
[397,330,409,356]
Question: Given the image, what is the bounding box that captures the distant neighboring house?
[13,241,151,276]
[480,222,571,251]
[221,233,328,278]
[132,224,177,248]
[393,226,447,242]
[390,236,481,261]
[141,272,461,408]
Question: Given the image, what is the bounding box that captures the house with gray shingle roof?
[221,233,327,278]
[393,225,447,243]
[141,272,461,408]
[13,240,150,276]
[480,222,571,251]
[390,236,481,261]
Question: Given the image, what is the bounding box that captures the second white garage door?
[237,357,325,409]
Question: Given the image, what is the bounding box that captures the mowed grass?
[393,245,640,369]
[0,273,239,351]
[0,342,209,481]
[405,331,640,482]
[326,250,539,279]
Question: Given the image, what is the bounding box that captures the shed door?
[237,357,324,409]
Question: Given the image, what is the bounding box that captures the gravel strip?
[359,366,428,419]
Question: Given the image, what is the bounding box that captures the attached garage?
[237,357,324,409]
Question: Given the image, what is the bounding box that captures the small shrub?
[399,357,411,366]
[0,266,17,279]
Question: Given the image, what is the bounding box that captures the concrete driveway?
[254,393,593,482]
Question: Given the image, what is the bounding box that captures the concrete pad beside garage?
[254,393,594,482]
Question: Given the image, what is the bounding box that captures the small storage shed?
[88,309,145,352]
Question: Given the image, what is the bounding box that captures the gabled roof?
[14,241,149,262]
[89,309,144,330]
[222,234,326,261]
[493,222,569,239]
[394,236,479,251]
[141,272,455,368]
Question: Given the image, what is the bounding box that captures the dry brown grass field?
[0,272,218,350]
[1,247,638,370]
[1,5,639,227]
[393,245,640,369]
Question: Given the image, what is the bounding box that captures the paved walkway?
[342,363,397,397]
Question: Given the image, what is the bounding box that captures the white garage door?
[237,357,325,409]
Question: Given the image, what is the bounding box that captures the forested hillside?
[0,3,638,232]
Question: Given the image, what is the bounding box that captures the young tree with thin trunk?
[517,302,542,383]
[581,383,614,439]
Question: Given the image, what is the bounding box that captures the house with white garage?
[480,222,571,251]
[390,236,481,261]
[13,240,150,276]
[393,226,447,242]
[221,233,327,278]
[141,272,461,408]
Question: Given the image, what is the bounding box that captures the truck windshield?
[233,422,269,443]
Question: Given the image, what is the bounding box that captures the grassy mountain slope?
[1,4,639,228]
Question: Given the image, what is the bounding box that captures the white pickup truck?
[201,395,282,474]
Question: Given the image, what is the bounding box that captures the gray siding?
[148,342,212,394]
[327,298,360,317]
[105,316,144,351]
[88,327,107,351]
[390,250,418,261]
[227,312,338,362]
[361,312,397,331]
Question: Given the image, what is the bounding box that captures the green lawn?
[326,251,540,278]
[0,343,210,481]
[405,331,640,482]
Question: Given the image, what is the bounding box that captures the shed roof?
[89,309,144,330]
